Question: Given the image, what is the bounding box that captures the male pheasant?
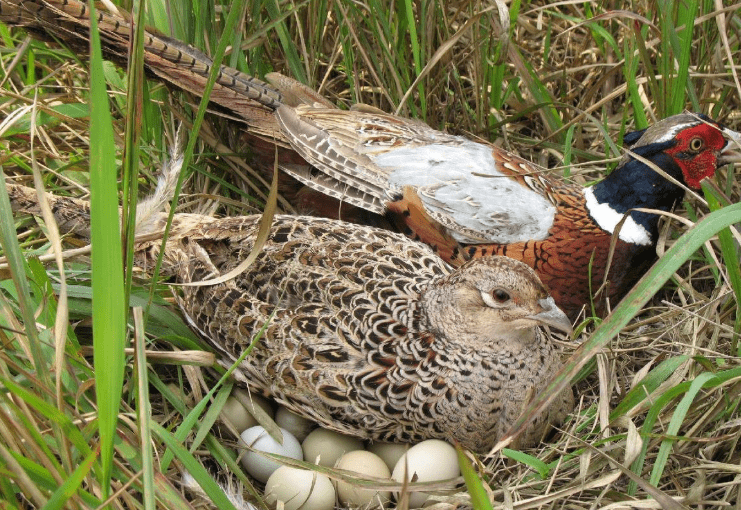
[2,0,739,319]
[274,109,740,320]
[7,181,574,453]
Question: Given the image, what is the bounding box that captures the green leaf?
[1,103,90,136]
[87,1,127,496]
[703,183,741,345]
[610,356,689,419]
[150,421,239,510]
[41,448,98,510]
[1,377,93,459]
[456,445,493,510]
[501,449,549,479]
[649,371,716,486]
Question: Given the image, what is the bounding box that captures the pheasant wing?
[276,105,562,245]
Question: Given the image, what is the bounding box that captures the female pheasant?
[2,0,739,319]
[7,181,574,453]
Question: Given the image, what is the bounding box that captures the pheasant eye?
[492,289,510,303]
[689,137,703,151]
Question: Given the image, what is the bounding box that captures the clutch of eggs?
[222,397,461,509]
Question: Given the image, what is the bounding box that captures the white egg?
[391,439,460,508]
[302,428,364,467]
[334,450,391,508]
[221,391,273,432]
[366,441,409,472]
[240,426,303,483]
[264,466,335,510]
[275,407,316,442]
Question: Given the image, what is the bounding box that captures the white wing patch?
[582,187,652,245]
[372,141,557,244]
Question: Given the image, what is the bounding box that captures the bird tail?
[4,148,205,277]
[0,0,286,139]
[2,0,386,217]
[5,180,94,239]
[6,125,187,236]
[135,130,186,236]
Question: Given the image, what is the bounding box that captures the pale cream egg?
[275,406,315,442]
[220,390,273,432]
[334,450,391,508]
[302,428,364,467]
[264,466,335,510]
[391,439,460,508]
[366,441,408,472]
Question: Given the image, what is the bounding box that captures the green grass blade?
[188,384,232,455]
[456,445,493,510]
[628,366,741,494]
[133,307,156,510]
[40,448,98,510]
[0,377,92,458]
[562,124,575,177]
[648,371,716,486]
[150,421,239,510]
[9,452,101,507]
[631,23,658,122]
[87,1,127,497]
[610,356,688,419]
[120,0,148,318]
[0,173,46,381]
[145,0,248,320]
[58,283,199,342]
[670,0,698,114]
[657,2,672,116]
[508,46,562,135]
[623,36,648,128]
[264,0,307,84]
[501,449,549,479]
[204,433,263,503]
[402,0,425,118]
[703,183,741,344]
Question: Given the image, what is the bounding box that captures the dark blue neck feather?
[591,147,687,237]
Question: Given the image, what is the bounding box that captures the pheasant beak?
[719,128,741,166]
[528,297,573,335]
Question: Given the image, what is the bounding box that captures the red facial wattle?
[665,124,726,189]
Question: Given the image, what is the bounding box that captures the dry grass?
[0,0,740,509]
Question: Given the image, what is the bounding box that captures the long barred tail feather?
[0,0,286,140]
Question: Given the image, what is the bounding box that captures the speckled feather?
[7,182,574,452]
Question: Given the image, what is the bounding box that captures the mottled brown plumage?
[7,182,573,452]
